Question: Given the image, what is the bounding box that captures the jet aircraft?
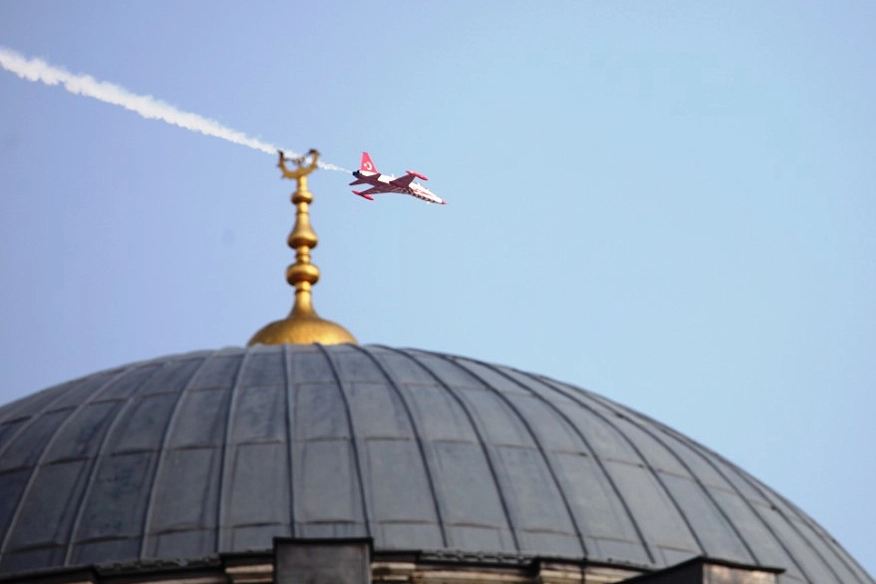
[350,152,445,205]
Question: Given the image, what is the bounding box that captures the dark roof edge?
[618,555,785,584]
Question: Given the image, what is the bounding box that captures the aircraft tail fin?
[360,152,378,174]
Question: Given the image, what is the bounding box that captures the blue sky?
[1,0,874,576]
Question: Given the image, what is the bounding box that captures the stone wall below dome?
[0,538,782,584]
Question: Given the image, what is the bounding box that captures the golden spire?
[248,149,357,346]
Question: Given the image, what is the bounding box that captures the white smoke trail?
[0,46,349,173]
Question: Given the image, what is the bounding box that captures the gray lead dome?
[0,344,870,584]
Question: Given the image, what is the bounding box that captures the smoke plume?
[0,46,348,172]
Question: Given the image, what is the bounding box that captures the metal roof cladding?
[0,344,871,584]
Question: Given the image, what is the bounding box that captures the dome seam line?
[216,350,252,552]
[283,345,298,536]
[656,424,817,584]
[1,366,137,561]
[61,365,168,564]
[315,344,373,536]
[522,372,710,562]
[442,356,590,558]
[496,366,657,565]
[585,391,761,565]
[137,355,219,559]
[350,344,449,548]
[386,346,521,553]
[708,447,852,584]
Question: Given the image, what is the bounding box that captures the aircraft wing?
[389,174,416,188]
[354,186,388,197]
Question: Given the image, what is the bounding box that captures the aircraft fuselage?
[351,170,444,204]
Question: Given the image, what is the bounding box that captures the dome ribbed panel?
[0,345,871,584]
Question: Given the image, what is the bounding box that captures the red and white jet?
[350,152,445,205]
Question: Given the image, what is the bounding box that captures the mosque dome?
[0,344,871,584]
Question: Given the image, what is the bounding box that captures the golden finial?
[248,149,357,346]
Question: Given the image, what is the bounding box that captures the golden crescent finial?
[278,148,320,180]
[248,149,357,346]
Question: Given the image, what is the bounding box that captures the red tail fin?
[360,152,377,174]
